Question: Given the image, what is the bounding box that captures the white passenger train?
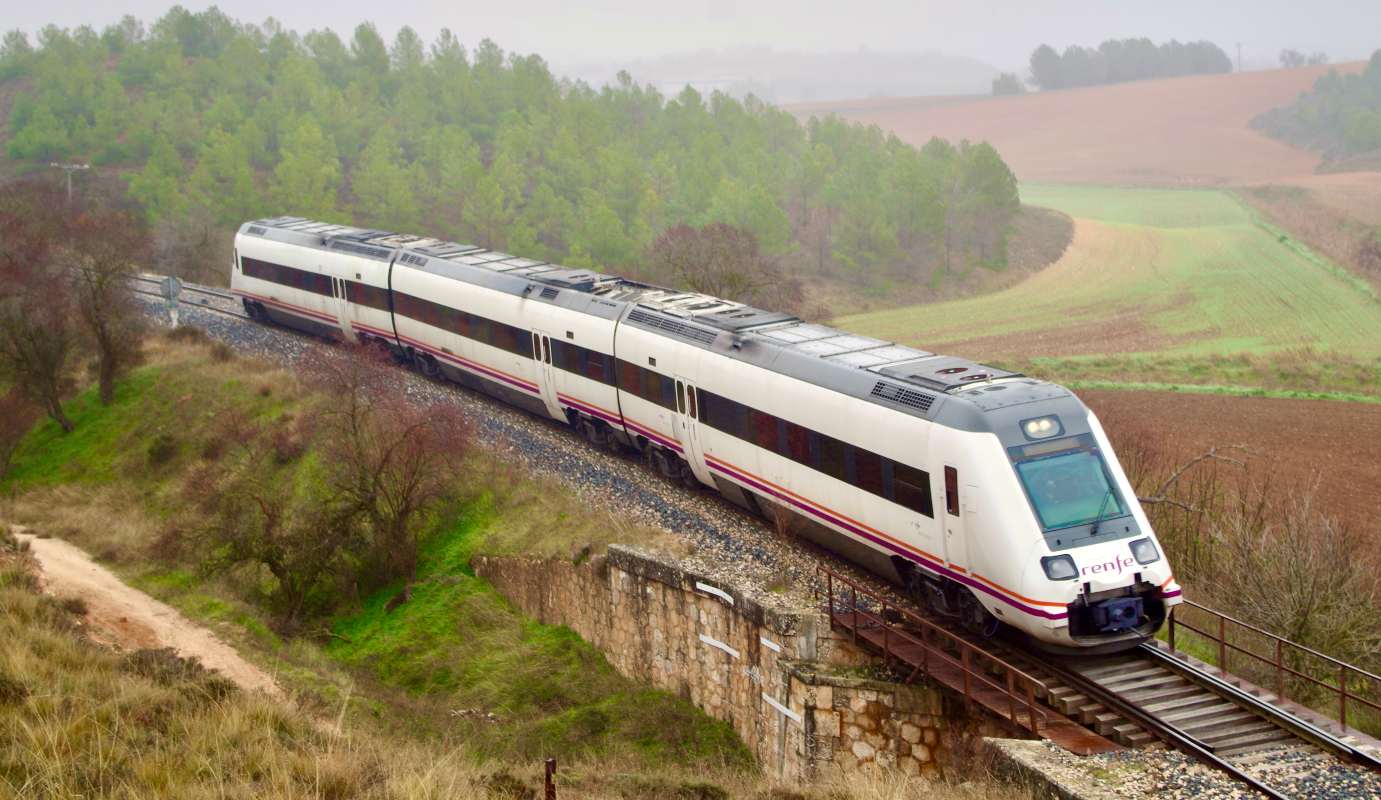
[230,216,1181,652]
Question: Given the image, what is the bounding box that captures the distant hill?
[563,46,999,104]
[790,63,1365,186]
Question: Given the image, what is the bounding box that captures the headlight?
[1021,415,1063,440]
[1041,554,1078,581]
[1129,537,1160,565]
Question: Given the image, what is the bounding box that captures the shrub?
[146,432,178,466]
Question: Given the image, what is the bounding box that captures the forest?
[1253,50,1381,161]
[0,7,1020,301]
[1027,38,1232,91]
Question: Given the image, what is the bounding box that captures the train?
[230,216,1181,652]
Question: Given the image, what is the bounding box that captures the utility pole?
[49,162,90,204]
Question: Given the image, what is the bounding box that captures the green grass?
[1020,183,1249,228]
[837,184,1381,394]
[328,509,750,767]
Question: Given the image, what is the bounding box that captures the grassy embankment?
[1,333,1034,799]
[837,184,1381,400]
[0,334,745,797]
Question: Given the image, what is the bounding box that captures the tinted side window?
[945,466,960,517]
[893,463,934,518]
[854,449,884,496]
[818,434,849,482]
[751,409,779,451]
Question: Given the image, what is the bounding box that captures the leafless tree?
[305,344,472,580]
[645,223,804,313]
[0,180,80,431]
[67,208,151,405]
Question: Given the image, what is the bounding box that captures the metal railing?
[1168,600,1381,730]
[817,565,1049,734]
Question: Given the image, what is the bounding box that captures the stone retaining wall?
[474,546,1022,780]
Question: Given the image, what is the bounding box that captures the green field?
[837,184,1381,395]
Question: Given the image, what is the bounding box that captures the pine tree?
[273,119,342,220]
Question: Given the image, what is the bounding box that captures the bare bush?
[305,343,472,582]
[1211,482,1381,684]
[0,390,38,477]
[67,206,150,404]
[0,180,81,431]
[643,223,805,314]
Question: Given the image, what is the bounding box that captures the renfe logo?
[1082,555,1135,577]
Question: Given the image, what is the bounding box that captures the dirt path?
[14,529,282,698]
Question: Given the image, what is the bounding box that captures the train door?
[674,378,713,486]
[530,331,564,420]
[330,276,356,342]
[942,465,969,572]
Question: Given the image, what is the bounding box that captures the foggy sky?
[10,0,1380,74]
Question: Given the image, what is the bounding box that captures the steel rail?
[1040,654,1292,800]
[1140,642,1381,772]
[130,287,249,320]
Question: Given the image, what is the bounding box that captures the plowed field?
[791,63,1364,186]
[1083,389,1381,539]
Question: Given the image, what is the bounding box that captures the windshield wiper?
[1088,486,1118,537]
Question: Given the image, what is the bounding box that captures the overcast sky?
[10,0,1380,72]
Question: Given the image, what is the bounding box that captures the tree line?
[1253,51,1381,160]
[0,7,1021,302]
[1028,38,1232,91]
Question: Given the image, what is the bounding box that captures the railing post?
[882,600,890,665]
[545,757,557,800]
[962,647,972,712]
[1275,639,1284,701]
[1027,681,1038,732]
[1168,605,1176,653]
[1340,666,1348,730]
[1219,615,1228,676]
[826,572,833,624]
[851,586,858,646]
[1006,670,1015,725]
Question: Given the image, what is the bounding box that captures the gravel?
[997,739,1381,800]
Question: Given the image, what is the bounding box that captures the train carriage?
[230,216,1181,653]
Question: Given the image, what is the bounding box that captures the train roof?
[240,217,1074,431]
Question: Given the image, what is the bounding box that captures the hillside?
[790,64,1365,185]
[838,184,1381,388]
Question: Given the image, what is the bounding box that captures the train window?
[750,410,778,451]
[585,349,606,382]
[675,381,685,414]
[855,449,884,496]
[818,435,848,482]
[687,387,698,419]
[893,462,934,518]
[784,422,811,465]
[660,375,678,409]
[945,466,959,517]
[617,359,639,392]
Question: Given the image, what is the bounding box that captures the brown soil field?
[1268,171,1381,227]
[1083,389,1381,539]
[791,63,1364,186]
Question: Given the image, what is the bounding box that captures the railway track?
[128,274,249,320]
[822,565,1381,798]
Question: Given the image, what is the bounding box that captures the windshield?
[1013,445,1126,531]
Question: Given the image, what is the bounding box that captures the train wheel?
[959,591,1001,639]
[418,355,442,380]
[678,462,699,490]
